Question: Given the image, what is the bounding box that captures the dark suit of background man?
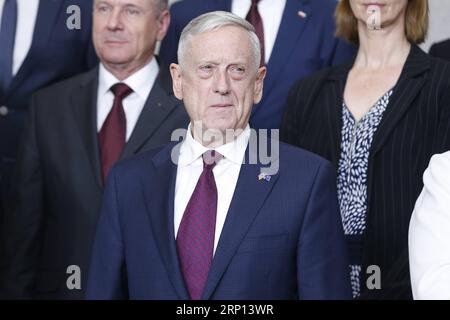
[429,38,450,62]
[159,0,356,130]
[0,0,188,299]
[0,0,98,220]
[86,11,351,300]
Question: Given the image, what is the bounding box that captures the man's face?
[171,26,266,137]
[93,0,169,72]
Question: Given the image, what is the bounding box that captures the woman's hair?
[335,0,429,45]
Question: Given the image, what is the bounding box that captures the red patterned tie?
[98,83,133,183]
[177,150,222,300]
[246,0,265,66]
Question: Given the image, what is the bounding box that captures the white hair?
[177,11,261,70]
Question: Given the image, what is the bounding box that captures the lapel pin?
[298,11,307,19]
[258,172,271,182]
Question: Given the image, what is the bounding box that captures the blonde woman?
[282,0,450,299]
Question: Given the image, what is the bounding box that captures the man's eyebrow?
[196,61,219,65]
[196,60,248,65]
[124,3,141,9]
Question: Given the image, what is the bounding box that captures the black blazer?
[281,45,450,299]
[0,65,189,299]
[429,39,450,62]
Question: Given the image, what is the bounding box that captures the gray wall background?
[422,0,450,51]
[167,0,450,52]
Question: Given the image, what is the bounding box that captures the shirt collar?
[98,57,159,100]
[178,124,251,167]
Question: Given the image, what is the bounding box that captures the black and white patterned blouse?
[337,89,393,298]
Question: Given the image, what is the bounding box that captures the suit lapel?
[326,65,350,167]
[121,76,182,158]
[71,68,103,188]
[7,0,63,96]
[259,0,311,104]
[202,132,280,299]
[144,143,189,299]
[371,45,430,155]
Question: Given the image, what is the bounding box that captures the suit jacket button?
[0,106,8,116]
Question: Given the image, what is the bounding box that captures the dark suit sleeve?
[429,43,438,58]
[158,3,182,65]
[296,160,352,299]
[280,82,302,146]
[428,41,450,61]
[82,0,99,69]
[85,167,127,300]
[84,39,99,70]
[330,38,356,66]
[321,1,356,67]
[433,80,450,152]
[0,96,44,299]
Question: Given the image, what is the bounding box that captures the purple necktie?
[177,150,222,300]
[98,83,133,183]
[246,0,265,66]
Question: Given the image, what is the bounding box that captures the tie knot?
[251,0,260,6]
[111,83,133,100]
[202,150,223,169]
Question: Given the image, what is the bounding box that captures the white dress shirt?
[231,0,286,64]
[97,58,159,141]
[409,151,450,300]
[0,0,39,75]
[174,124,251,254]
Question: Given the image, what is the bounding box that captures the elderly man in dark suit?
[86,11,351,300]
[159,0,356,130]
[0,0,188,299]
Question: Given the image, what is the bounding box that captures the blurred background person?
[0,0,97,223]
[159,0,356,130]
[420,0,450,61]
[281,0,450,299]
[409,151,450,300]
[0,0,188,299]
[429,38,450,61]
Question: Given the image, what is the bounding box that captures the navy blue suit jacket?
[159,0,356,130]
[86,137,351,299]
[0,0,97,173]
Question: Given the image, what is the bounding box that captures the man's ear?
[156,9,170,41]
[253,66,267,104]
[170,63,183,100]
